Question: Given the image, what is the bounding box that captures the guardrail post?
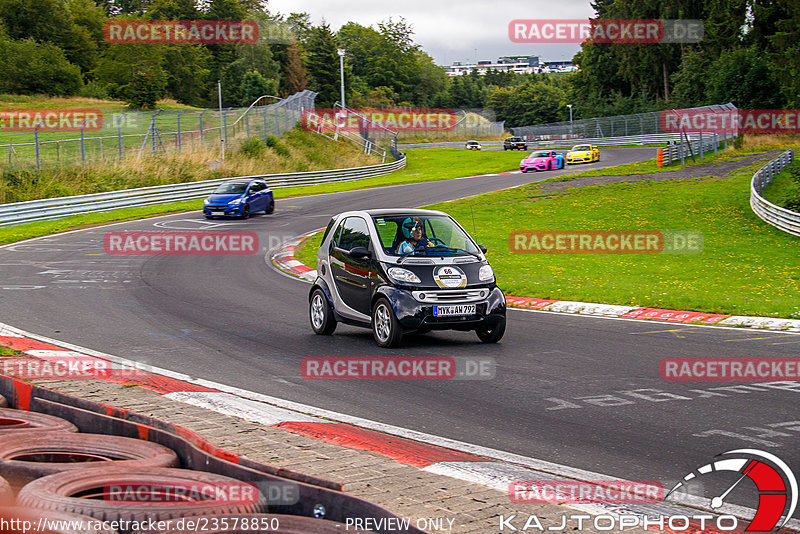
[34,121,43,171]
[199,109,207,145]
[117,112,127,160]
[177,109,186,153]
[245,109,250,138]
[223,107,231,148]
[714,133,718,155]
[80,117,88,165]
[699,132,703,159]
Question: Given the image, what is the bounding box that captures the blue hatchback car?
[203,179,274,219]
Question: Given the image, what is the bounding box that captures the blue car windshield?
[372,215,481,257]
[213,183,248,194]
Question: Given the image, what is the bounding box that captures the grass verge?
[296,147,800,319]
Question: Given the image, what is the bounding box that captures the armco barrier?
[0,155,406,228]
[750,149,799,236]
[0,374,428,534]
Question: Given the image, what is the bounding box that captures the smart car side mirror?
[349,246,371,259]
[478,244,487,253]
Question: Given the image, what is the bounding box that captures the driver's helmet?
[401,217,423,239]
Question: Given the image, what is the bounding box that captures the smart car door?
[330,216,374,317]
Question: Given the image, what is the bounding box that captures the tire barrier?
[0,375,429,534]
[0,432,179,489]
[0,475,12,506]
[130,513,372,534]
[16,467,268,524]
[0,408,78,434]
[0,506,119,534]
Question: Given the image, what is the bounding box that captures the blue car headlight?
[229,197,245,205]
[203,198,210,205]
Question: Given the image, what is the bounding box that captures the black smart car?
[308,209,506,348]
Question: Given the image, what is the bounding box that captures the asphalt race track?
[1,147,798,508]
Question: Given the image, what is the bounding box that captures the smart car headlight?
[479,264,495,282]
[387,267,421,284]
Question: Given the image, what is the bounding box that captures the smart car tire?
[265,199,275,214]
[309,288,336,335]
[372,298,402,348]
[476,317,505,343]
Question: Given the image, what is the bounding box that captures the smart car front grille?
[412,289,489,303]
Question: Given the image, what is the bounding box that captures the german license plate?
[433,304,476,317]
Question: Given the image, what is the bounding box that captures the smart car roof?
[335,208,449,219]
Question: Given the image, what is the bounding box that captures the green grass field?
[296,146,800,319]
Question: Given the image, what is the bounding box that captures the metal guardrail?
[0,156,407,227]
[750,149,799,236]
[660,131,738,165]
[399,134,713,150]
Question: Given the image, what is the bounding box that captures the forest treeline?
[0,0,797,127]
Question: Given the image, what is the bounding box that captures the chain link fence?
[511,103,737,140]
[0,90,317,170]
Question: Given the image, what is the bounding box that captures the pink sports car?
[520,150,565,172]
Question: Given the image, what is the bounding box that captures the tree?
[284,42,308,93]
[305,23,340,107]
[121,71,167,109]
[239,69,277,106]
[0,34,83,95]
[146,0,199,19]
[705,46,784,108]
[163,45,212,106]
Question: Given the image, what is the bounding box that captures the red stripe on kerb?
[292,264,315,273]
[105,374,217,394]
[275,422,490,467]
[0,336,64,352]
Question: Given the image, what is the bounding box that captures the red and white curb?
[271,235,800,333]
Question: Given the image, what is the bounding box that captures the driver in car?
[396,217,436,255]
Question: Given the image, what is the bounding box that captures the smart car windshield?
[372,215,480,257]
[213,183,248,194]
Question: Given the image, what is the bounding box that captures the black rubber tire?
[241,205,250,219]
[16,467,267,524]
[476,317,506,343]
[264,199,274,214]
[372,298,403,348]
[0,507,119,534]
[0,432,179,489]
[0,394,7,408]
[309,288,336,335]
[0,408,77,435]
[521,169,527,173]
[129,513,372,534]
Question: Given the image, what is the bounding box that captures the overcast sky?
[266,0,594,65]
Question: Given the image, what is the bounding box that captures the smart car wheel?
[265,199,275,214]
[476,317,506,343]
[372,298,402,348]
[309,289,336,335]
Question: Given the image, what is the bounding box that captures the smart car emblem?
[433,266,467,288]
